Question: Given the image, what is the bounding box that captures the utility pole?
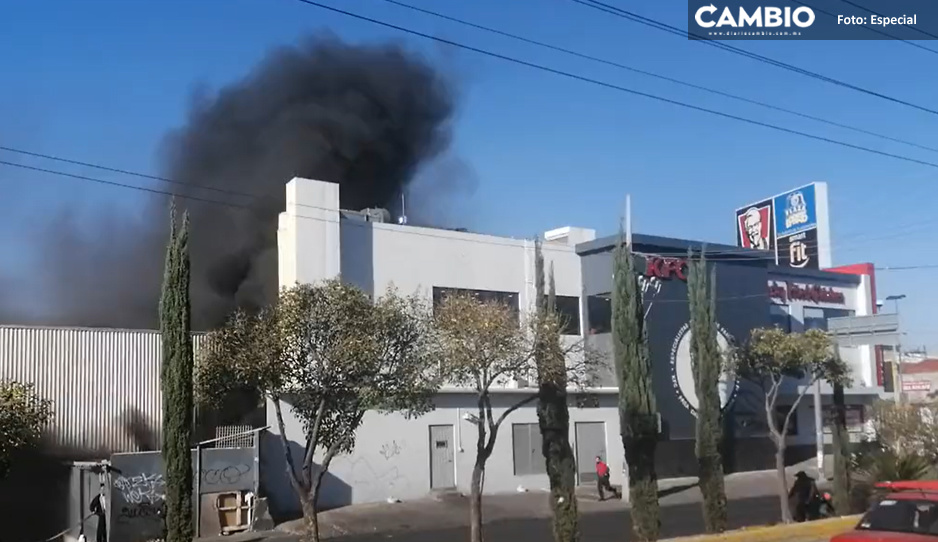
[625,194,632,247]
[886,295,907,404]
[813,379,825,478]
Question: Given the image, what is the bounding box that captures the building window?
[823,405,866,434]
[545,295,581,335]
[432,287,519,322]
[512,423,546,476]
[769,304,791,332]
[803,307,826,331]
[587,294,611,334]
[804,307,856,331]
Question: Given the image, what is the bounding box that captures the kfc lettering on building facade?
[768,281,845,305]
[645,257,688,281]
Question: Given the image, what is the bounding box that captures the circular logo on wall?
[669,322,739,417]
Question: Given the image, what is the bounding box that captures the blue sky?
[1,0,935,352]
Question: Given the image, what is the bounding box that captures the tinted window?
[859,498,938,535]
[546,295,581,336]
[587,294,611,335]
[769,304,791,332]
[432,287,519,322]
[804,307,826,331]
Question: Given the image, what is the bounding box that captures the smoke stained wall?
[0,35,466,331]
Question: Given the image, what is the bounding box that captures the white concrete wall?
[264,392,623,515]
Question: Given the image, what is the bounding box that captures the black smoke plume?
[2,35,463,330]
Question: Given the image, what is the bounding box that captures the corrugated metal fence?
[0,325,204,455]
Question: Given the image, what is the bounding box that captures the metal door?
[429,425,456,489]
[575,422,607,484]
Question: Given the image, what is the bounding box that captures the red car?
[832,481,938,541]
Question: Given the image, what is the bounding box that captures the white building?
[267,177,623,513]
[264,177,883,513]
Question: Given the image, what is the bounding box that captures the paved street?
[274,495,782,541]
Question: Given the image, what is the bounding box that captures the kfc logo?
[737,205,772,250]
[645,257,688,281]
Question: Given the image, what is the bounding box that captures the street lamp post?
[884,294,907,403]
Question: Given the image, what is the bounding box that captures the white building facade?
[268,178,624,513]
[265,177,883,513]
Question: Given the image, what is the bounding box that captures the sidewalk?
[272,465,817,539]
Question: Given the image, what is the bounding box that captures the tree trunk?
[831,382,851,515]
[775,446,793,523]
[538,385,579,542]
[299,492,320,542]
[470,463,485,542]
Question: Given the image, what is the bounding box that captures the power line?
[289,0,938,172]
[379,0,938,154]
[0,159,249,209]
[572,0,938,117]
[789,0,938,54]
[0,158,930,270]
[1,144,919,261]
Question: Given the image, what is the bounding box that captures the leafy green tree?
[686,250,727,533]
[534,239,579,542]
[160,202,194,542]
[0,380,53,478]
[733,327,849,523]
[612,241,660,542]
[197,281,440,542]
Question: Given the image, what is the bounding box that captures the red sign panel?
[903,381,932,392]
[645,257,688,281]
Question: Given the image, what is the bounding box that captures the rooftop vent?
[360,208,391,223]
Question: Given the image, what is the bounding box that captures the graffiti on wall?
[200,463,251,486]
[114,472,165,504]
[109,448,257,542]
[378,440,402,460]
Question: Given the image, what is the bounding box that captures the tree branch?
[272,396,307,494]
[496,393,539,429]
[782,376,818,437]
[302,397,327,487]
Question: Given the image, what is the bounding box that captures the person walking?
[89,483,107,542]
[595,456,621,501]
[788,471,821,522]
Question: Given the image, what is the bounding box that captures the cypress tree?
[831,382,851,515]
[534,240,580,542]
[687,249,727,533]
[612,240,660,542]
[161,202,194,542]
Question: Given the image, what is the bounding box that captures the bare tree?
[196,281,440,542]
[433,294,594,542]
[733,327,849,523]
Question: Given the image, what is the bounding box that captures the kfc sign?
[768,281,846,305]
[645,257,688,281]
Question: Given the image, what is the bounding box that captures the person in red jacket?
[595,456,621,501]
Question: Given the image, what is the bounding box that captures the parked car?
[832,480,938,541]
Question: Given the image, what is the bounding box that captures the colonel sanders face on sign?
[742,207,770,250]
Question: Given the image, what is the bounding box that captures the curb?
[661,515,861,542]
